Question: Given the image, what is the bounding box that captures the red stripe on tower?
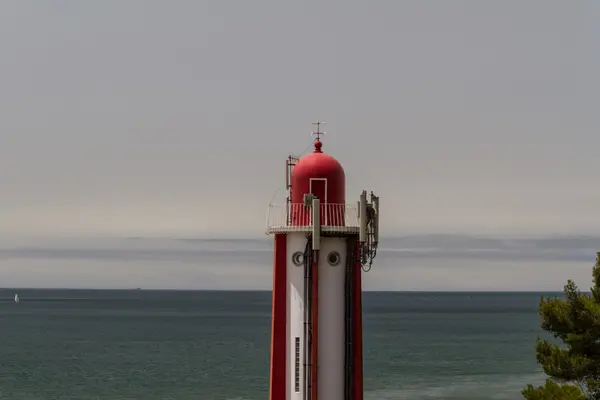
[353,239,364,400]
[269,233,287,400]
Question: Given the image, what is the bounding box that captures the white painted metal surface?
[285,234,348,400]
[317,237,346,400]
[287,233,306,400]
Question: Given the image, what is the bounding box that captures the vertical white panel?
[287,233,306,400]
[318,237,347,400]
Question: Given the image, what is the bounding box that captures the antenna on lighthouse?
[311,121,326,141]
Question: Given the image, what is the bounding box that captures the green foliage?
[523,253,600,399]
[522,379,586,400]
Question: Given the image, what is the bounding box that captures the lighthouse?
[266,122,380,400]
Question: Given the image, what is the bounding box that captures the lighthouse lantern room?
[265,122,380,400]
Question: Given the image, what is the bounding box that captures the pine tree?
[522,252,600,399]
[522,379,585,400]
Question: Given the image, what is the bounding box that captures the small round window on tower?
[327,251,341,266]
[292,252,304,267]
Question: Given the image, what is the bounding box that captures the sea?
[0,289,549,400]
[0,235,596,399]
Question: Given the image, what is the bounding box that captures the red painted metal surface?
[290,140,346,226]
[353,239,364,400]
[269,234,287,400]
[311,250,320,400]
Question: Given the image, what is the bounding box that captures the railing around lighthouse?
[266,203,360,234]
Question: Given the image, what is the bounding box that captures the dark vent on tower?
[295,336,300,392]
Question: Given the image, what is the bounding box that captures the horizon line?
[0,287,569,293]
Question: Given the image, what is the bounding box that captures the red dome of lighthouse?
[290,139,346,205]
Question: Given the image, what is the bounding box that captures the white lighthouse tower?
[266,122,380,400]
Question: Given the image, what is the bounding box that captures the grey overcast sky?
[0,0,598,239]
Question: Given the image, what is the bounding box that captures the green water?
[0,289,548,399]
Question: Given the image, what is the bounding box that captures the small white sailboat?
[14,293,19,303]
